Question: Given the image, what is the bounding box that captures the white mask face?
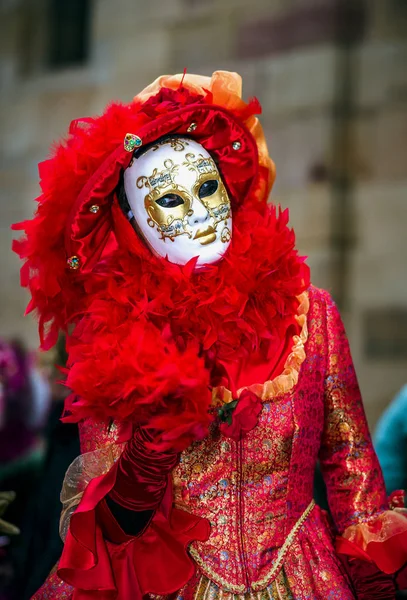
[123,137,232,268]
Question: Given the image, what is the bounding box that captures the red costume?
[12,72,407,599]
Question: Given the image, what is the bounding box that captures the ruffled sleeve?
[57,420,210,599]
[336,509,407,574]
[317,290,407,574]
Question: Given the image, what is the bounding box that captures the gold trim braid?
[252,500,315,590]
[189,500,316,593]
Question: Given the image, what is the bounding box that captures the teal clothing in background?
[374,385,407,495]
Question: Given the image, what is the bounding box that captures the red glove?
[109,426,179,511]
[342,557,397,599]
[96,426,179,540]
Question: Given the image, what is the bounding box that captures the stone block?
[351,252,407,309]
[263,113,333,191]
[363,308,407,360]
[355,361,406,428]
[258,44,337,116]
[0,93,40,158]
[304,248,334,291]
[215,0,283,15]
[36,88,97,149]
[355,41,407,110]
[273,183,332,249]
[1,81,98,158]
[349,314,407,427]
[0,223,38,347]
[236,1,365,59]
[366,0,407,42]
[0,6,23,88]
[351,114,378,181]
[354,182,407,257]
[352,108,407,181]
[349,182,407,306]
[375,108,407,180]
[0,168,40,222]
[109,27,172,79]
[169,18,234,72]
[94,0,184,34]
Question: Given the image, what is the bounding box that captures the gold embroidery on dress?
[171,570,293,600]
[188,501,315,594]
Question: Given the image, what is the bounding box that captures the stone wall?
[1,0,406,425]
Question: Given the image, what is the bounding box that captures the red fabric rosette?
[219,390,263,441]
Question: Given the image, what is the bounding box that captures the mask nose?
[190,197,210,225]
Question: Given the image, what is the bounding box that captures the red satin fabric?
[67,145,132,273]
[336,533,407,574]
[109,427,178,511]
[218,320,300,394]
[58,456,210,599]
[219,389,263,441]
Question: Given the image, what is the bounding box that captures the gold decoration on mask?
[183,153,231,227]
[150,138,190,152]
[183,153,217,177]
[136,158,193,242]
[220,226,231,243]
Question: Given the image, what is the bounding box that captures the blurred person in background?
[12,71,407,600]
[14,334,80,600]
[0,338,50,599]
[0,338,50,525]
[0,492,19,600]
[375,385,407,495]
[375,386,407,600]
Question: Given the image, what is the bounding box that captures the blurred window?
[47,0,91,68]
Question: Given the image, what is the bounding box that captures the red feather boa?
[12,83,309,451]
[62,200,309,450]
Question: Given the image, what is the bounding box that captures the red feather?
[12,85,310,451]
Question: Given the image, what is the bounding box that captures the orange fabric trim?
[134,71,275,201]
[339,510,407,573]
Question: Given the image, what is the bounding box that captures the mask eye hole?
[198,179,219,199]
[156,193,184,208]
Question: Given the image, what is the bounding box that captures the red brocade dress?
[32,286,407,600]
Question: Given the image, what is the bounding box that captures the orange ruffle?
[134,71,275,203]
[336,510,407,574]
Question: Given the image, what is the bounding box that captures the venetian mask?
[123,137,232,267]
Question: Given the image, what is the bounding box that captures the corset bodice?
[173,394,306,591]
[172,290,328,591]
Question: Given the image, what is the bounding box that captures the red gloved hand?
[343,557,397,599]
[109,426,179,511]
